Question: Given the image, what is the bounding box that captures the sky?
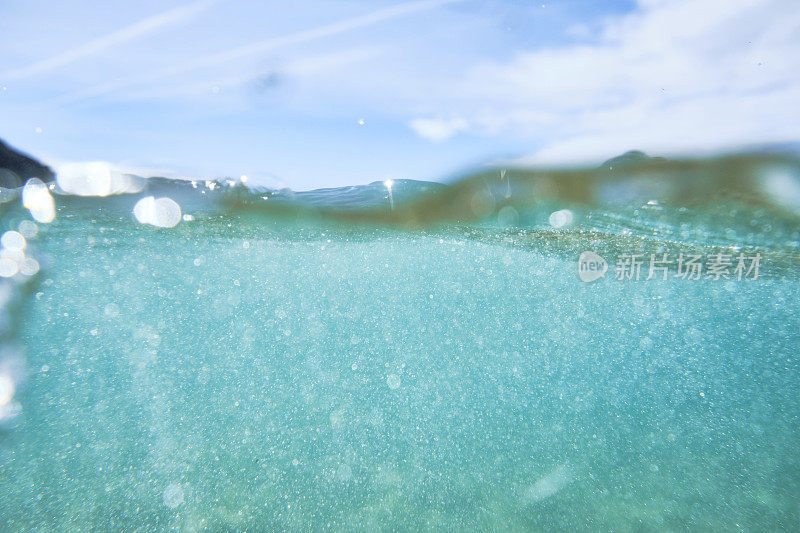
[1,0,798,190]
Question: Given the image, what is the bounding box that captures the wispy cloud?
[1,0,220,81]
[406,0,800,161]
[57,0,464,103]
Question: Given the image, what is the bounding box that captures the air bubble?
[133,196,182,228]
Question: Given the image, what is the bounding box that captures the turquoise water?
[2,155,800,530]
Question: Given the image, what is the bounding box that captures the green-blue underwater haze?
[1,151,799,530]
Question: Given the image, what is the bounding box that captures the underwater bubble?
[1,231,25,251]
[470,191,494,217]
[0,248,24,263]
[57,162,114,196]
[56,161,144,197]
[386,373,401,390]
[548,209,574,229]
[497,205,519,227]
[18,257,39,276]
[0,258,18,278]
[133,196,182,228]
[17,220,38,238]
[162,483,184,509]
[22,178,55,223]
[761,165,800,214]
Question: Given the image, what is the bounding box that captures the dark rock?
[0,138,55,188]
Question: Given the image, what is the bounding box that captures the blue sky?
[1,0,798,190]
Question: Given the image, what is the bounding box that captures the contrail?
[2,0,220,81]
[56,0,464,103]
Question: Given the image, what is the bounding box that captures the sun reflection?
[384,179,394,210]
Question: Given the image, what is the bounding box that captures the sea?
[0,151,799,530]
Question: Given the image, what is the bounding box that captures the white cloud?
[408,0,800,161]
[409,117,469,141]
